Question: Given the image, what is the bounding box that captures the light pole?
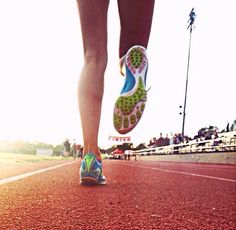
[181,8,196,139]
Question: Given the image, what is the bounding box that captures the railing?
[134,136,236,156]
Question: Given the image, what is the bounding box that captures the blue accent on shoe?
[120,66,136,94]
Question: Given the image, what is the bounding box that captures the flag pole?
[181,8,196,139]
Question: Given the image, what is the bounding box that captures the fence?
[134,134,236,156]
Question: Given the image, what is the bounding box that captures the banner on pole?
[108,135,131,142]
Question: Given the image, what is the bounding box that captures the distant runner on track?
[76,0,155,185]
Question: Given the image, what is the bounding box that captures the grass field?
[0,153,73,179]
[0,152,64,164]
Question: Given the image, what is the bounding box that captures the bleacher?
[134,131,236,156]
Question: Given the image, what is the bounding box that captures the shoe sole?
[113,46,148,134]
[80,176,99,185]
[80,176,106,185]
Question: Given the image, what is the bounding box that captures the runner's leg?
[112,0,155,134]
[117,0,155,58]
[76,0,109,160]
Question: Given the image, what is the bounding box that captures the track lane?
[0,160,235,229]
[114,161,236,182]
[0,161,76,186]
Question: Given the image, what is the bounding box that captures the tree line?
[0,140,64,156]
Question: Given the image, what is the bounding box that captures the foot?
[80,153,106,185]
[113,45,148,134]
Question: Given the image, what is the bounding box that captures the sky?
[0,0,235,148]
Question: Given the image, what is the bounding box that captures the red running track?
[0,160,235,229]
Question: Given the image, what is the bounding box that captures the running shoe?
[80,153,106,185]
[113,45,148,134]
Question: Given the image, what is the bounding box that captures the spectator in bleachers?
[164,134,170,146]
[148,137,157,147]
[156,133,166,147]
[169,132,174,145]
[183,135,191,143]
[205,132,212,140]
[173,133,182,144]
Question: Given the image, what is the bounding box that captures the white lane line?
[0,161,76,186]
[120,163,236,183]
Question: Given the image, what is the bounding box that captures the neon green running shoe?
[80,153,106,185]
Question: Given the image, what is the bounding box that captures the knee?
[84,50,108,72]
